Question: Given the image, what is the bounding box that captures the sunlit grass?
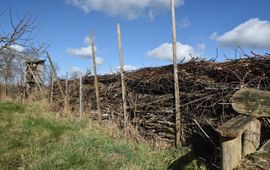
[0,101,202,170]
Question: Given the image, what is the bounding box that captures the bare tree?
[0,49,20,95]
[0,10,46,97]
[0,10,35,50]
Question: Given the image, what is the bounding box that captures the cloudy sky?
[1,0,270,76]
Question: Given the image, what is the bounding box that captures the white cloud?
[196,43,206,51]
[70,66,82,79]
[66,46,93,57]
[66,36,104,65]
[146,42,202,62]
[67,0,184,19]
[95,57,104,65]
[10,44,25,52]
[71,66,81,73]
[210,32,218,40]
[212,18,270,49]
[121,65,137,71]
[111,65,137,74]
[179,17,191,28]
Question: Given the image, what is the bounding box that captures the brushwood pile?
[52,55,270,162]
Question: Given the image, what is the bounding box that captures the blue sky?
[1,0,270,76]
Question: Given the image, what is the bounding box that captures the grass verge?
[0,101,203,170]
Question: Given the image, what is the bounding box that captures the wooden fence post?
[50,73,54,104]
[117,23,128,127]
[65,72,68,95]
[46,52,65,100]
[46,52,68,113]
[79,72,83,120]
[90,32,102,123]
[171,0,182,148]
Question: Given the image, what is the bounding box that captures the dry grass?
[0,99,204,169]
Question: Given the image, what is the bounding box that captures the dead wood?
[51,55,270,165]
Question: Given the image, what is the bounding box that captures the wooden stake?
[65,72,68,95]
[79,72,83,120]
[171,0,182,148]
[46,52,68,113]
[90,32,102,123]
[50,73,54,103]
[46,52,65,99]
[117,24,128,127]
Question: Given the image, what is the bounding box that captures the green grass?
[0,101,203,170]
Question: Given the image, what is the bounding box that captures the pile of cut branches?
[52,55,270,163]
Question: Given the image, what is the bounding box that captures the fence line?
[12,3,183,149]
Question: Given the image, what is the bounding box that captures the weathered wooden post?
[79,71,83,120]
[217,116,261,170]
[90,32,102,123]
[46,52,68,113]
[217,88,266,170]
[50,73,54,104]
[242,119,261,156]
[84,69,92,119]
[65,72,68,95]
[171,0,181,148]
[46,52,65,99]
[117,23,128,127]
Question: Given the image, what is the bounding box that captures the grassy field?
[0,101,202,170]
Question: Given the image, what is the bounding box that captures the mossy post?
[231,88,270,117]
[171,0,181,148]
[117,24,128,128]
[90,32,102,124]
